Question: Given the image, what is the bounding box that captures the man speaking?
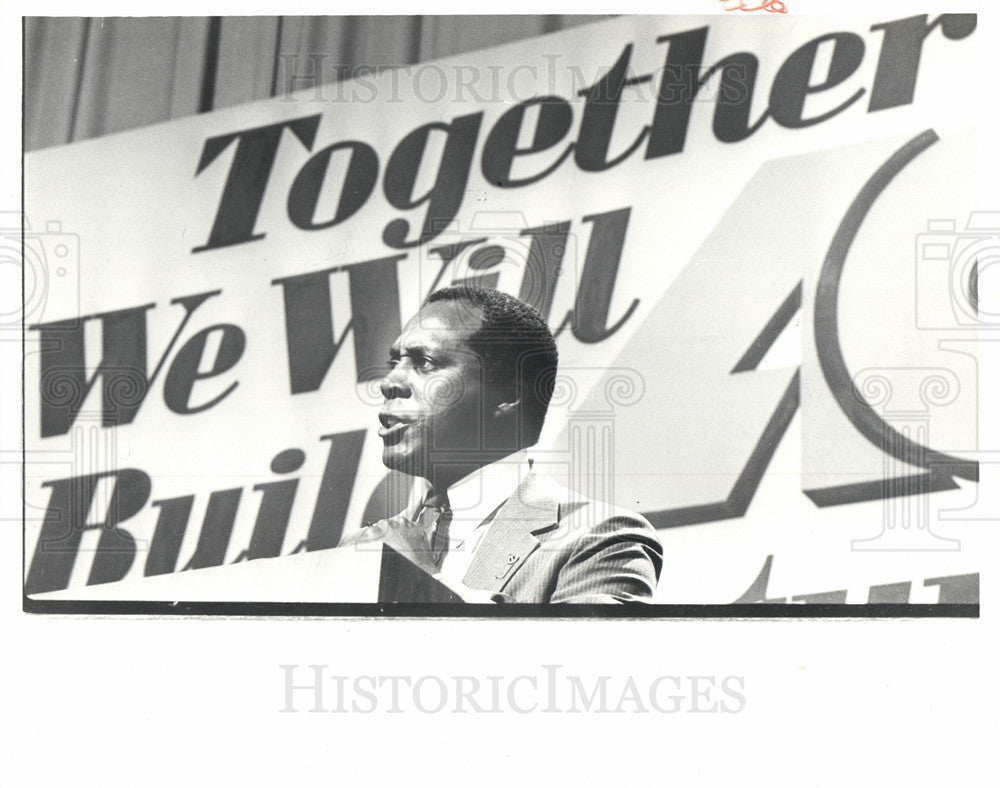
[340,285,662,603]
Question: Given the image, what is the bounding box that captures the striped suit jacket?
[342,470,663,604]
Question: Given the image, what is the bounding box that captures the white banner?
[23,12,985,603]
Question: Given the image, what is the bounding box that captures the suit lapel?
[462,471,562,593]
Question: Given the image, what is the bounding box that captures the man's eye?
[386,358,399,369]
[416,357,435,371]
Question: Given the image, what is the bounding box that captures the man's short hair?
[426,285,558,444]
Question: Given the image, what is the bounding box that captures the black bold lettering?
[382,113,483,248]
[482,97,573,187]
[770,33,866,128]
[193,115,321,252]
[648,27,767,158]
[868,14,977,112]
[273,255,404,393]
[575,45,650,172]
[162,324,245,415]
[30,292,219,437]
[287,141,379,230]
[563,208,638,343]
[25,469,150,594]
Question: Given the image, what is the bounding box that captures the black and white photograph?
[3,0,998,783]
[19,8,988,611]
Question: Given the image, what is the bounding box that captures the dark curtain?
[24,15,614,151]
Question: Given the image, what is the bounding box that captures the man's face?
[378,300,489,478]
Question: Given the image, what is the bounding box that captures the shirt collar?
[408,450,531,529]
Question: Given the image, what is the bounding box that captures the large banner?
[23,13,984,604]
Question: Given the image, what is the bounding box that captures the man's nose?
[380,366,411,400]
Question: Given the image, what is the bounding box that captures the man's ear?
[492,398,521,420]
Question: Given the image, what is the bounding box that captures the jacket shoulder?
[530,472,656,534]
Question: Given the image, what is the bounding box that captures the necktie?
[417,490,452,566]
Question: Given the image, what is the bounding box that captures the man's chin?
[381,446,424,477]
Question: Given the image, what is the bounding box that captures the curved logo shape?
[814,128,978,483]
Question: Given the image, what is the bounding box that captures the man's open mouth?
[378,413,412,441]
